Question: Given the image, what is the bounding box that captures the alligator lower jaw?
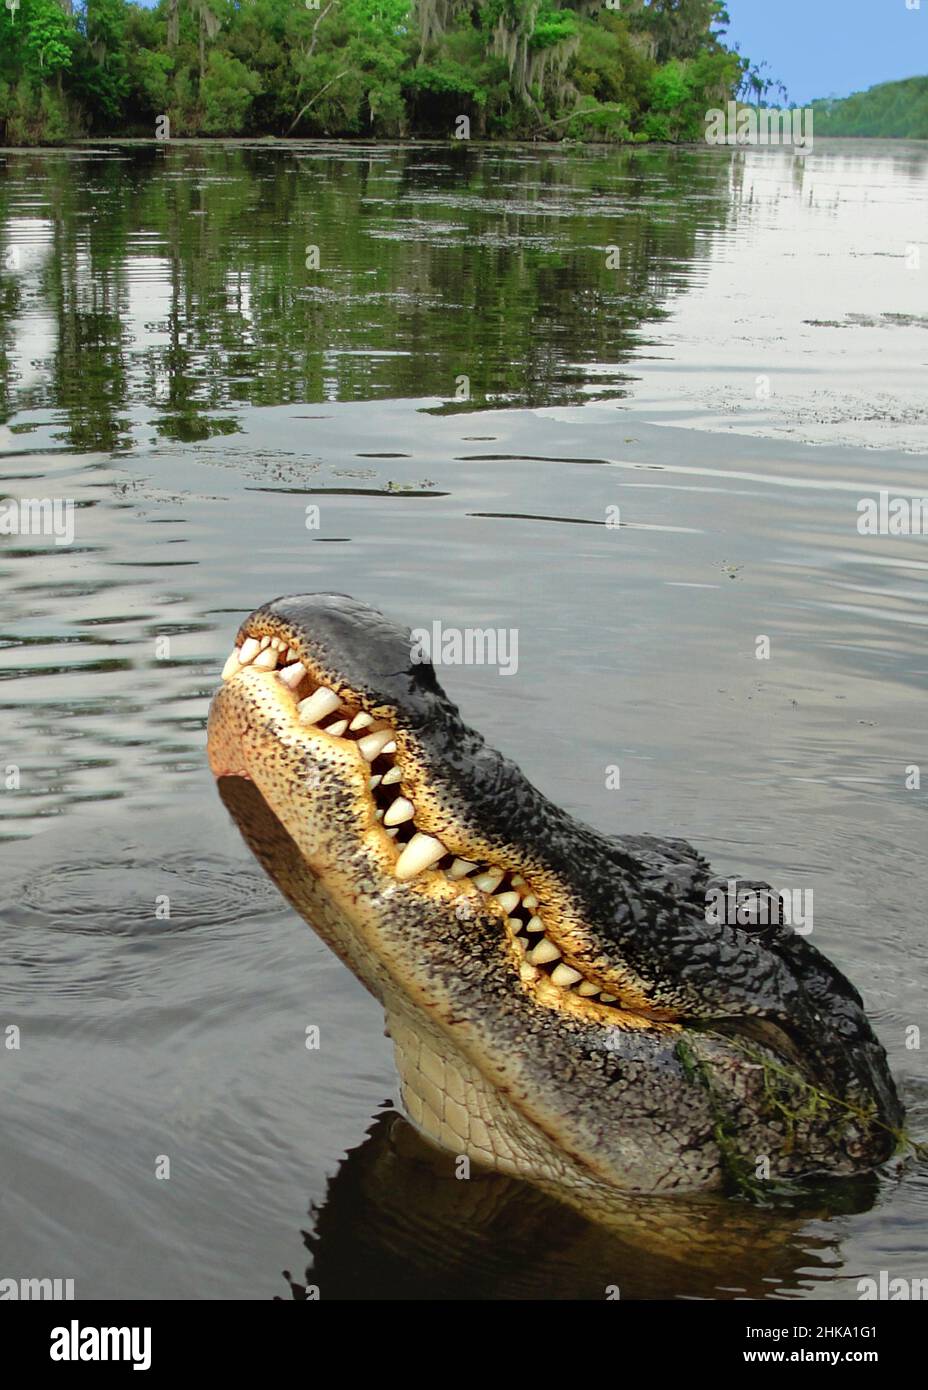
[210,628,679,1033]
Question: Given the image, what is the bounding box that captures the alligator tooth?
[239,637,261,665]
[525,915,544,933]
[358,730,394,762]
[394,833,446,880]
[386,827,399,838]
[286,647,299,663]
[375,809,384,822]
[221,649,241,679]
[511,875,525,888]
[297,686,341,724]
[381,741,397,755]
[600,994,617,1004]
[509,927,527,954]
[324,719,348,737]
[253,647,279,670]
[528,938,561,965]
[473,869,504,893]
[259,635,271,649]
[519,961,538,982]
[522,894,538,911]
[349,712,374,731]
[577,981,600,997]
[369,775,382,789]
[383,797,414,827]
[448,858,477,879]
[271,638,283,650]
[495,891,520,914]
[551,964,582,988]
[279,661,307,690]
[381,766,403,786]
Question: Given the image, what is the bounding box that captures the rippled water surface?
[1,140,926,1299]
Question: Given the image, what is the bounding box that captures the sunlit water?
[1,140,926,1299]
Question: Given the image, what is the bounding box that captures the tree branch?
[287,69,351,134]
[293,0,336,102]
[307,0,335,60]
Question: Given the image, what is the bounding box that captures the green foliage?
[564,101,631,142]
[403,56,489,131]
[0,0,748,144]
[200,50,261,132]
[22,0,74,75]
[405,61,485,100]
[127,46,174,119]
[812,77,928,139]
[628,0,730,63]
[75,0,132,122]
[648,59,690,113]
[530,6,577,52]
[0,75,76,144]
[572,12,652,116]
[0,0,79,142]
[642,48,743,141]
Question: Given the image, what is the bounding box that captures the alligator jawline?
[216,626,678,1032]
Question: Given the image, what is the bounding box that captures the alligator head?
[207,593,902,1212]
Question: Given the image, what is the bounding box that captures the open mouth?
[219,628,672,1025]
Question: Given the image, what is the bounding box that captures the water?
[1,139,926,1300]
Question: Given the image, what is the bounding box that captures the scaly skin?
[207,593,902,1214]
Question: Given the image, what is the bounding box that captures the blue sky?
[723,0,928,105]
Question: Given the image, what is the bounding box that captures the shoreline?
[1,134,927,155]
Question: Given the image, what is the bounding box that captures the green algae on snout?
[674,1034,912,1205]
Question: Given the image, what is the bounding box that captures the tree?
[629,0,729,64]
[201,48,260,131]
[0,0,748,143]
[0,0,76,143]
[24,0,74,74]
[76,0,132,121]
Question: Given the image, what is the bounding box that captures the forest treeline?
[0,0,765,145]
[812,77,928,140]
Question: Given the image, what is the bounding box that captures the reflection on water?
[2,139,925,451]
[0,141,926,1299]
[0,141,736,446]
[285,1110,886,1302]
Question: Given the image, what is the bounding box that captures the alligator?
[207,592,903,1219]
